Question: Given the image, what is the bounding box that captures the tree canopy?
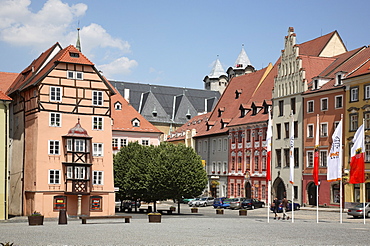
[114,142,207,209]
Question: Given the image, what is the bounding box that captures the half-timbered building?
[7,43,116,217]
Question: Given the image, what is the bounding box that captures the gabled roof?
[110,81,221,125]
[304,46,370,94]
[7,43,113,96]
[0,91,12,101]
[167,113,210,142]
[298,31,343,57]
[0,72,18,92]
[196,64,273,137]
[111,89,162,134]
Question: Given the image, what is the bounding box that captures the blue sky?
[0,0,369,89]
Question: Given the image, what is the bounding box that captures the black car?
[241,198,265,209]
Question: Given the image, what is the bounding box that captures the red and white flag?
[313,115,319,186]
[349,124,365,184]
[266,109,272,182]
[327,120,343,182]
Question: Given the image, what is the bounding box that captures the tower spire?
[76,27,81,52]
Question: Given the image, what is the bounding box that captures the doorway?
[307,182,316,205]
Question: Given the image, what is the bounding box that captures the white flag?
[327,120,342,182]
[290,115,294,184]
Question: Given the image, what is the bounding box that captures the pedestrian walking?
[272,197,280,220]
[281,197,289,220]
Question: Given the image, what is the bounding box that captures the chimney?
[124,88,130,102]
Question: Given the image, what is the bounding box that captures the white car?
[188,198,201,206]
[189,197,214,207]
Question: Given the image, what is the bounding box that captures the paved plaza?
[1,203,369,245]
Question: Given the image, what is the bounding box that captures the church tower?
[203,56,228,94]
[227,45,255,80]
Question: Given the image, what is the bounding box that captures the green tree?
[114,142,207,213]
[157,142,207,213]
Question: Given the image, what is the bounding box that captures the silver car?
[229,197,247,210]
[347,203,370,218]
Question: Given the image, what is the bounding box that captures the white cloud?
[0,0,87,47]
[98,57,138,79]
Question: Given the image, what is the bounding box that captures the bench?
[157,209,173,215]
[79,215,132,224]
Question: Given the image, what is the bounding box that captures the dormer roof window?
[239,104,250,117]
[69,52,80,58]
[132,118,140,127]
[218,107,225,117]
[206,121,215,131]
[235,89,242,99]
[114,102,122,110]
[335,72,345,86]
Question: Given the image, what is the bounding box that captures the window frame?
[48,140,60,155]
[306,150,314,168]
[307,100,314,113]
[364,84,370,100]
[349,113,358,132]
[320,150,328,167]
[320,122,328,137]
[335,95,343,109]
[49,169,61,184]
[307,124,314,138]
[321,97,328,111]
[93,116,103,130]
[93,171,104,185]
[92,90,103,106]
[49,112,61,127]
[50,86,62,102]
[350,87,359,102]
[278,100,284,116]
[93,143,103,157]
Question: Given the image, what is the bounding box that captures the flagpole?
[363,119,366,225]
[340,179,343,223]
[292,185,294,223]
[363,182,366,224]
[267,180,271,223]
[340,114,343,224]
[316,184,319,223]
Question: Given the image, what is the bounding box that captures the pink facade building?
[7,43,116,217]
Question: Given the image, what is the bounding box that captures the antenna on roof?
[76,23,81,52]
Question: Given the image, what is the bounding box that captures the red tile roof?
[196,64,274,137]
[111,90,162,133]
[0,72,18,92]
[167,113,210,142]
[0,90,12,101]
[7,43,105,96]
[298,31,342,57]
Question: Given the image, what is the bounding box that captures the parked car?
[229,197,247,209]
[188,197,201,206]
[270,200,300,212]
[213,197,227,208]
[347,203,370,218]
[241,198,265,209]
[116,200,141,211]
[194,197,215,207]
[220,198,233,208]
[180,198,194,204]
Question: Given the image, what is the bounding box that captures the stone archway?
[272,177,286,200]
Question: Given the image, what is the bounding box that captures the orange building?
[7,43,116,217]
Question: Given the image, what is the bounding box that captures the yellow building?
[0,91,12,220]
[343,54,370,206]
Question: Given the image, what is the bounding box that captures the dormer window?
[335,72,345,86]
[186,113,191,120]
[69,52,80,58]
[132,118,140,127]
[313,79,319,90]
[218,107,225,117]
[114,102,122,110]
[235,89,242,99]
